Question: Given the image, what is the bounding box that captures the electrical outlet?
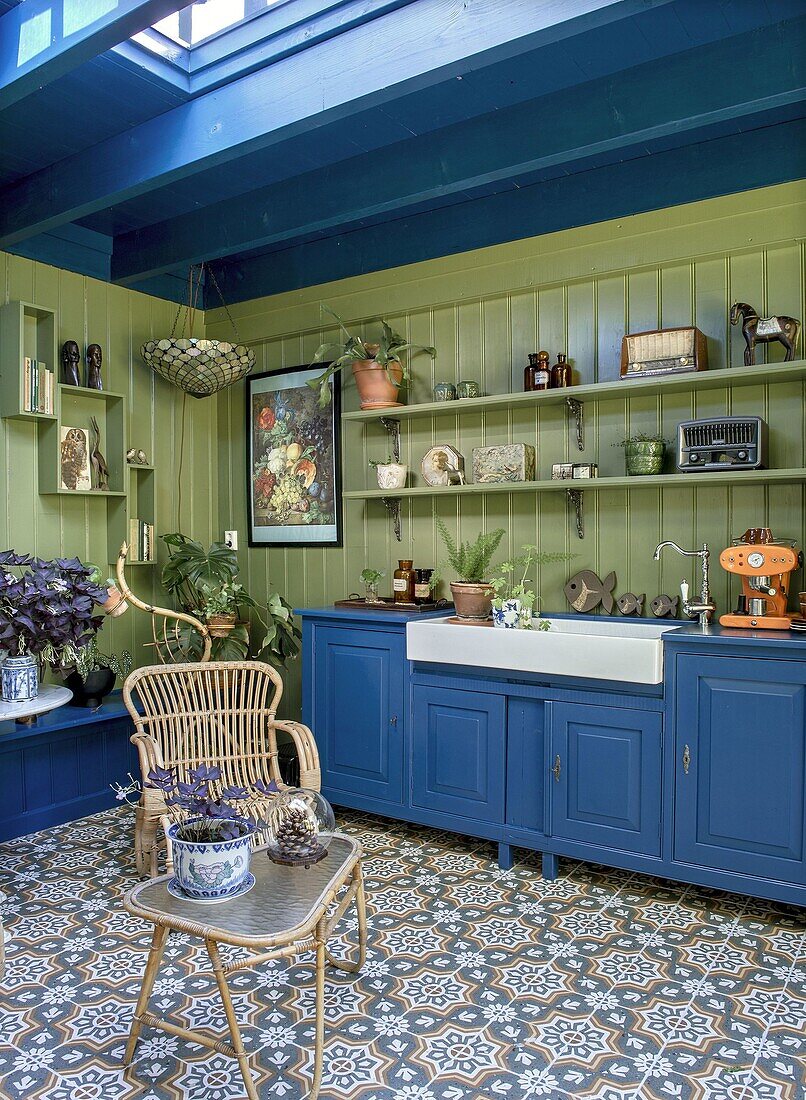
[224,530,238,551]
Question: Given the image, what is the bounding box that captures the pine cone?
[274,807,321,862]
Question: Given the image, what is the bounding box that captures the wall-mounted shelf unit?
[39,385,127,496]
[0,300,59,422]
[342,360,806,422]
[345,468,806,500]
[109,464,156,566]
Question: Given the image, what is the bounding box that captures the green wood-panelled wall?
[210,182,806,718]
[0,251,219,670]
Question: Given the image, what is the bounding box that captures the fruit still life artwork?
[248,366,341,546]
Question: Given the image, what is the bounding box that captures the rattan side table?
[123,835,365,1100]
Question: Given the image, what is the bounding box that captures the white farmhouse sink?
[406,617,680,685]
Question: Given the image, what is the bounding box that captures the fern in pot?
[490,545,574,629]
[432,520,505,621]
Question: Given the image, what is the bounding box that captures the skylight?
[153,0,284,48]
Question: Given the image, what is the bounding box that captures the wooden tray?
[335,596,453,613]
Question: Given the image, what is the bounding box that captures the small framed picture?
[247,366,342,547]
[60,426,91,491]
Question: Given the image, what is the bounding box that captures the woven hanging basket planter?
[141,264,255,398]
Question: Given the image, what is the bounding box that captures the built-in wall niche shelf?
[108,464,156,567]
[342,359,806,423]
[0,300,59,422]
[38,385,127,496]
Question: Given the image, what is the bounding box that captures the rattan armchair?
[123,661,320,876]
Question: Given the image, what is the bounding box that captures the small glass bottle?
[414,568,434,605]
[550,352,572,389]
[524,351,551,391]
[393,560,415,603]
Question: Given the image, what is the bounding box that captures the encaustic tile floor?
[0,809,804,1100]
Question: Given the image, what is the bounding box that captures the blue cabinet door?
[506,698,547,834]
[549,702,662,855]
[411,685,505,823]
[312,626,404,804]
[674,655,806,883]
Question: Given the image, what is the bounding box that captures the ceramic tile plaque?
[472,443,535,484]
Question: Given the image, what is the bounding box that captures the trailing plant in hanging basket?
[141,264,255,398]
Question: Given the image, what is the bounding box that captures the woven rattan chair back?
[123,661,321,876]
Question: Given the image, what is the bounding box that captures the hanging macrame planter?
[141,264,255,398]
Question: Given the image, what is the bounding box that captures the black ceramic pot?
[65,668,116,708]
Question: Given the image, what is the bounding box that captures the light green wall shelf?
[38,384,127,495]
[0,300,58,422]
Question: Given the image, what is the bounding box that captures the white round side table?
[0,685,73,725]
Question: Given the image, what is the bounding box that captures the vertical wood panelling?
[201,185,805,718]
[1,252,218,672]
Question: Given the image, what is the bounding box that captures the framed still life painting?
[247,366,342,547]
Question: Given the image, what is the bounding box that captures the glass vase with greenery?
[359,567,385,605]
[161,533,300,667]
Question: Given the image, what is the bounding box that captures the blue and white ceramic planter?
[1,655,38,703]
[492,599,521,628]
[168,819,255,900]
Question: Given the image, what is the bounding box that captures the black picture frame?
[246,365,342,548]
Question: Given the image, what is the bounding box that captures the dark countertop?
[0,690,133,741]
[663,621,806,650]
[295,606,450,624]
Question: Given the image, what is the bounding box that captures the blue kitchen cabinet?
[506,698,547,835]
[411,684,506,823]
[673,654,806,885]
[549,701,663,856]
[312,625,405,806]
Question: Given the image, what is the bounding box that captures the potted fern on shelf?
[433,519,505,621]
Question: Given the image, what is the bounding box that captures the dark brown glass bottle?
[414,568,434,604]
[524,351,551,391]
[551,352,572,389]
[393,560,415,603]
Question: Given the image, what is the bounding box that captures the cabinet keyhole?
[553,755,562,782]
[390,715,398,727]
[682,744,691,774]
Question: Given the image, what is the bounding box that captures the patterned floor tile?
[1,806,804,1099]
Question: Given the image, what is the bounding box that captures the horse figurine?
[730,302,800,365]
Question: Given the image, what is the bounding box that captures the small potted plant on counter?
[360,567,385,605]
[161,533,301,667]
[614,433,669,476]
[433,520,505,621]
[308,305,436,410]
[145,764,274,900]
[0,552,107,702]
[65,638,133,707]
[369,455,407,490]
[490,545,573,629]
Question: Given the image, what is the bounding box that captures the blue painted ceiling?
[0,0,803,306]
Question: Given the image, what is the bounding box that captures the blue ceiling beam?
[0,0,187,110]
[0,0,674,247]
[109,22,806,284]
[211,118,806,306]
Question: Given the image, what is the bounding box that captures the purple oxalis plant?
[147,763,280,842]
[0,551,108,670]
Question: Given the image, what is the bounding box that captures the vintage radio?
[677,417,767,471]
[620,327,707,379]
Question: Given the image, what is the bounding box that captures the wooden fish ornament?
[651,594,679,619]
[617,592,645,616]
[564,570,617,614]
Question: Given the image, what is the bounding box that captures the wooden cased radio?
[620,327,707,379]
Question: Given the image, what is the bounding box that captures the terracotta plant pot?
[352,355,404,410]
[206,613,237,638]
[102,585,128,618]
[450,581,494,622]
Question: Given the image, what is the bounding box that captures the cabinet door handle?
[390,715,398,728]
[553,754,561,782]
[682,744,691,774]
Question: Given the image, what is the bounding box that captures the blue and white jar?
[492,599,521,628]
[168,819,255,900]
[1,655,38,703]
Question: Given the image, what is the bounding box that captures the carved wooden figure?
[61,340,81,386]
[730,302,800,365]
[89,416,110,491]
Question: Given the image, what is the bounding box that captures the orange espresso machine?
[719,528,802,629]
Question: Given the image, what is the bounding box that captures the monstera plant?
[160,533,300,668]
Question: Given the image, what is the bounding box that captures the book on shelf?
[128,518,155,562]
[22,357,54,414]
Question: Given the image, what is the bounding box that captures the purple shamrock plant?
[147,764,280,842]
[0,551,108,672]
